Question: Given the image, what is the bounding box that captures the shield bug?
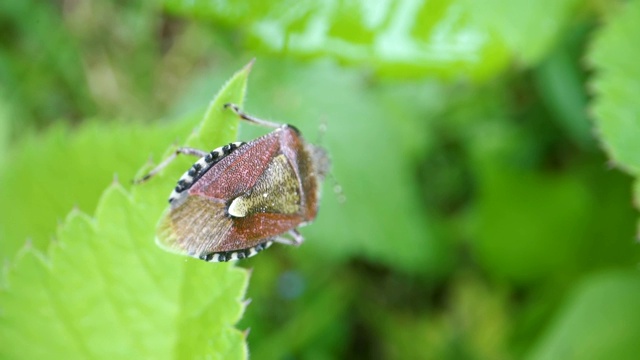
[139,103,329,262]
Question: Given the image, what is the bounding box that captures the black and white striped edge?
[168,141,246,204]
[198,240,274,262]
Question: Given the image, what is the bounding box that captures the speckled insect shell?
[156,124,329,262]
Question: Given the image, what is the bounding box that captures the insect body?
[147,104,328,262]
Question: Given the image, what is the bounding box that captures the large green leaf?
[528,271,640,360]
[465,0,582,64]
[533,25,595,150]
[460,83,639,284]
[474,158,638,283]
[0,118,198,261]
[589,0,640,243]
[164,0,581,79]
[0,63,253,359]
[167,0,502,80]
[589,1,640,175]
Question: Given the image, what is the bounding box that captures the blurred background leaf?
[589,0,640,175]
[465,0,583,64]
[0,0,95,133]
[1,0,639,358]
[527,271,640,360]
[164,0,512,80]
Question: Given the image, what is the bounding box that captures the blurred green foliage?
[1,0,640,359]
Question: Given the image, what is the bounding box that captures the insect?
[139,103,329,262]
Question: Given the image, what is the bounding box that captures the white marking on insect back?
[228,197,249,217]
[168,142,245,205]
[224,154,301,217]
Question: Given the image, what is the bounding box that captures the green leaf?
[527,271,640,360]
[464,0,582,64]
[164,0,580,80]
[475,165,593,282]
[0,92,10,163]
[164,0,512,80]
[589,1,640,175]
[474,158,638,283]
[0,118,198,261]
[0,63,254,359]
[533,25,595,150]
[186,59,253,150]
[467,90,638,283]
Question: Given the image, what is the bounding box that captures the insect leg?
[134,147,208,184]
[273,229,305,246]
[224,103,283,129]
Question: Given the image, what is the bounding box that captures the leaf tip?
[242,297,252,308]
[244,57,256,72]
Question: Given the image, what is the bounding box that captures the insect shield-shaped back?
[156,121,328,262]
